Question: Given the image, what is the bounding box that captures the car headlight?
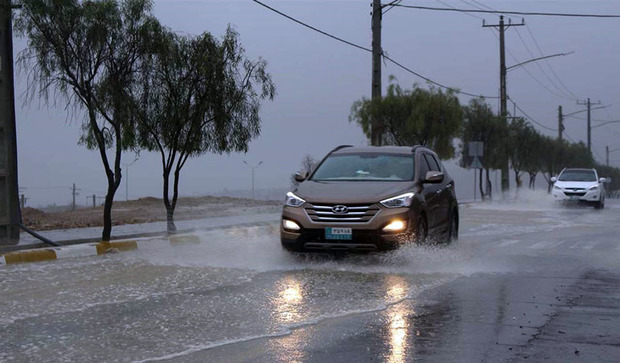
[588,185,599,191]
[285,192,306,207]
[553,185,562,190]
[380,192,414,208]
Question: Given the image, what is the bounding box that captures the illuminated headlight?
[285,192,306,207]
[282,219,301,231]
[383,220,406,232]
[588,185,599,191]
[380,193,414,208]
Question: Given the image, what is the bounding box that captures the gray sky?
[14,0,620,207]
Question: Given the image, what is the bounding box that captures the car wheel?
[447,209,458,244]
[595,197,605,209]
[415,215,428,244]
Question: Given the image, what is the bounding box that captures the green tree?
[350,79,462,159]
[136,26,275,232]
[507,118,538,194]
[16,0,156,241]
[460,98,507,200]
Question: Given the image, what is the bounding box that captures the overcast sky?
[13,0,620,207]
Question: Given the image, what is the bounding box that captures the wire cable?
[387,4,620,18]
[252,0,498,99]
[510,99,557,131]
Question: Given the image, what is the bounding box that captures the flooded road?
[1,198,620,362]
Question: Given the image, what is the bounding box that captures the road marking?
[497,239,521,247]
[528,240,565,249]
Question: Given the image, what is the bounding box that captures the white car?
[551,168,606,209]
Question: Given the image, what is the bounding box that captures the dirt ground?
[21,196,282,231]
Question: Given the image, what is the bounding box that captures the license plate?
[325,227,352,240]
[570,196,578,200]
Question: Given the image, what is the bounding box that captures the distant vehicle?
[551,168,606,209]
[280,145,459,252]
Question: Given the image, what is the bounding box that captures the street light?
[243,160,263,199]
[123,156,139,201]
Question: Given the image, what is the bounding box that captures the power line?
[510,99,557,132]
[387,4,620,18]
[513,27,576,100]
[252,0,498,99]
[524,24,579,100]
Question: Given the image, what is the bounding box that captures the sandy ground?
[21,196,282,231]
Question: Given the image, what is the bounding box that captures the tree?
[460,98,507,200]
[16,0,156,241]
[350,79,462,159]
[507,118,537,195]
[136,26,275,232]
[290,154,316,189]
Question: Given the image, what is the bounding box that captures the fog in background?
[13,0,620,207]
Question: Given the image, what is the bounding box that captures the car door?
[419,153,442,233]
[428,154,452,232]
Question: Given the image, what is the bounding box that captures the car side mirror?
[600,177,610,184]
[550,177,557,183]
[294,171,308,182]
[424,171,444,184]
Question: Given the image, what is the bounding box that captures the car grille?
[563,188,586,197]
[304,203,380,223]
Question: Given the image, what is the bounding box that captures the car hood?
[295,180,414,205]
[554,180,598,189]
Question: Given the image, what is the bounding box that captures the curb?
[0,240,138,265]
[0,222,279,266]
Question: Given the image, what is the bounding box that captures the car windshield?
[311,153,414,181]
[558,170,596,182]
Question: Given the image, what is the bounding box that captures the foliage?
[290,155,316,189]
[135,25,276,231]
[350,79,462,159]
[16,0,156,240]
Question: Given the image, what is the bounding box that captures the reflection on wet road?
[1,200,619,362]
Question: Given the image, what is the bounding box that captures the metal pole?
[587,98,591,153]
[558,105,563,141]
[371,0,382,146]
[126,166,129,201]
[0,0,20,245]
[607,145,610,167]
[251,167,255,199]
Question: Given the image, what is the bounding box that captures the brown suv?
[281,145,459,252]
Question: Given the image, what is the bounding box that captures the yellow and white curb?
[0,240,138,265]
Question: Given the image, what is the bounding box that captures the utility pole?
[71,183,80,211]
[558,106,564,141]
[607,145,609,166]
[371,0,382,146]
[577,98,601,153]
[243,161,263,199]
[0,0,20,246]
[483,16,524,197]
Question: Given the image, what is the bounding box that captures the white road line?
[528,240,565,249]
[496,239,521,247]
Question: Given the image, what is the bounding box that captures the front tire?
[595,197,605,209]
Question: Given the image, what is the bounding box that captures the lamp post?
[243,161,263,199]
[123,157,139,201]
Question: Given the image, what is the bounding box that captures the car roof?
[330,145,432,155]
[561,168,595,172]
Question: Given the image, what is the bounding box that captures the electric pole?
[0,0,20,246]
[558,105,564,141]
[483,16,524,196]
[371,0,382,146]
[576,98,601,153]
[607,145,609,166]
[71,183,80,211]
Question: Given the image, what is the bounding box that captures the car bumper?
[280,207,418,252]
[552,189,601,203]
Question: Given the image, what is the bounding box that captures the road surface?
[1,197,619,362]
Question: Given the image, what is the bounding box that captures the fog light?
[282,219,301,231]
[383,220,406,232]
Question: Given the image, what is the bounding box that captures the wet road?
[1,197,620,362]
